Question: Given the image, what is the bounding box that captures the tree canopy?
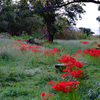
[29,0,100,42]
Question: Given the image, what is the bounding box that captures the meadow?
[0,37,100,100]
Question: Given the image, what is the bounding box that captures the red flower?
[97,44,100,48]
[57,54,76,63]
[60,73,69,77]
[51,81,80,93]
[43,97,46,100]
[70,69,86,78]
[20,46,27,51]
[83,41,89,44]
[63,67,71,72]
[41,92,46,97]
[31,49,38,52]
[49,80,56,84]
[47,41,50,43]
[92,41,97,45]
[40,42,44,44]
[48,94,52,97]
[73,61,84,68]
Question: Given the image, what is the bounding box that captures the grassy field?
[0,38,100,100]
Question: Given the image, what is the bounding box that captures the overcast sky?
[76,3,100,35]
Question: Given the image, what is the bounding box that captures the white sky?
[76,3,100,35]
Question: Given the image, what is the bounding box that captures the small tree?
[79,27,95,36]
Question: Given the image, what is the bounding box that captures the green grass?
[0,38,100,100]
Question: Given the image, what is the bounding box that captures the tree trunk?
[46,0,53,43]
[47,9,53,43]
[47,33,53,42]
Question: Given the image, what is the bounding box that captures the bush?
[55,29,87,40]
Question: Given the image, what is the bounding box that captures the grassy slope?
[0,38,100,100]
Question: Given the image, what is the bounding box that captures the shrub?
[55,29,87,40]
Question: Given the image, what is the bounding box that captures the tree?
[97,6,100,22]
[79,27,95,36]
[0,0,43,36]
[29,0,100,42]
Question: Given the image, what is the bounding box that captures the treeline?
[0,0,43,37]
[0,0,98,40]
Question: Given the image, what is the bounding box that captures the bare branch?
[46,0,100,9]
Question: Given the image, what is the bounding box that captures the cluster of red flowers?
[57,54,84,70]
[97,44,100,48]
[57,54,86,78]
[51,81,80,93]
[40,41,50,44]
[8,39,61,55]
[80,41,99,46]
[83,48,100,58]
[40,92,53,100]
[47,54,86,95]
[80,41,89,44]
[14,39,21,41]
[91,41,98,45]
[61,69,86,78]
[40,48,61,55]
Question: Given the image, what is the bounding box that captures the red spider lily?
[48,94,52,97]
[91,41,98,45]
[20,43,29,46]
[60,73,69,77]
[97,44,100,48]
[83,48,100,58]
[57,54,76,63]
[75,50,81,54]
[49,80,56,84]
[44,48,60,55]
[70,69,87,78]
[47,41,50,43]
[14,39,21,41]
[63,67,71,72]
[31,49,39,52]
[79,41,82,43]
[51,81,80,93]
[40,42,44,44]
[44,41,50,43]
[43,97,46,100]
[41,92,46,97]
[83,41,89,44]
[73,61,84,68]
[40,92,53,100]
[35,46,42,49]
[61,69,86,79]
[20,46,27,51]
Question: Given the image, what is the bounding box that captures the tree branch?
[46,0,100,9]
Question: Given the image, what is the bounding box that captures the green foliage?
[97,5,100,22]
[32,0,85,42]
[0,0,43,36]
[79,27,95,36]
[64,4,86,25]
[55,28,87,40]
[86,82,100,100]
[20,33,30,40]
